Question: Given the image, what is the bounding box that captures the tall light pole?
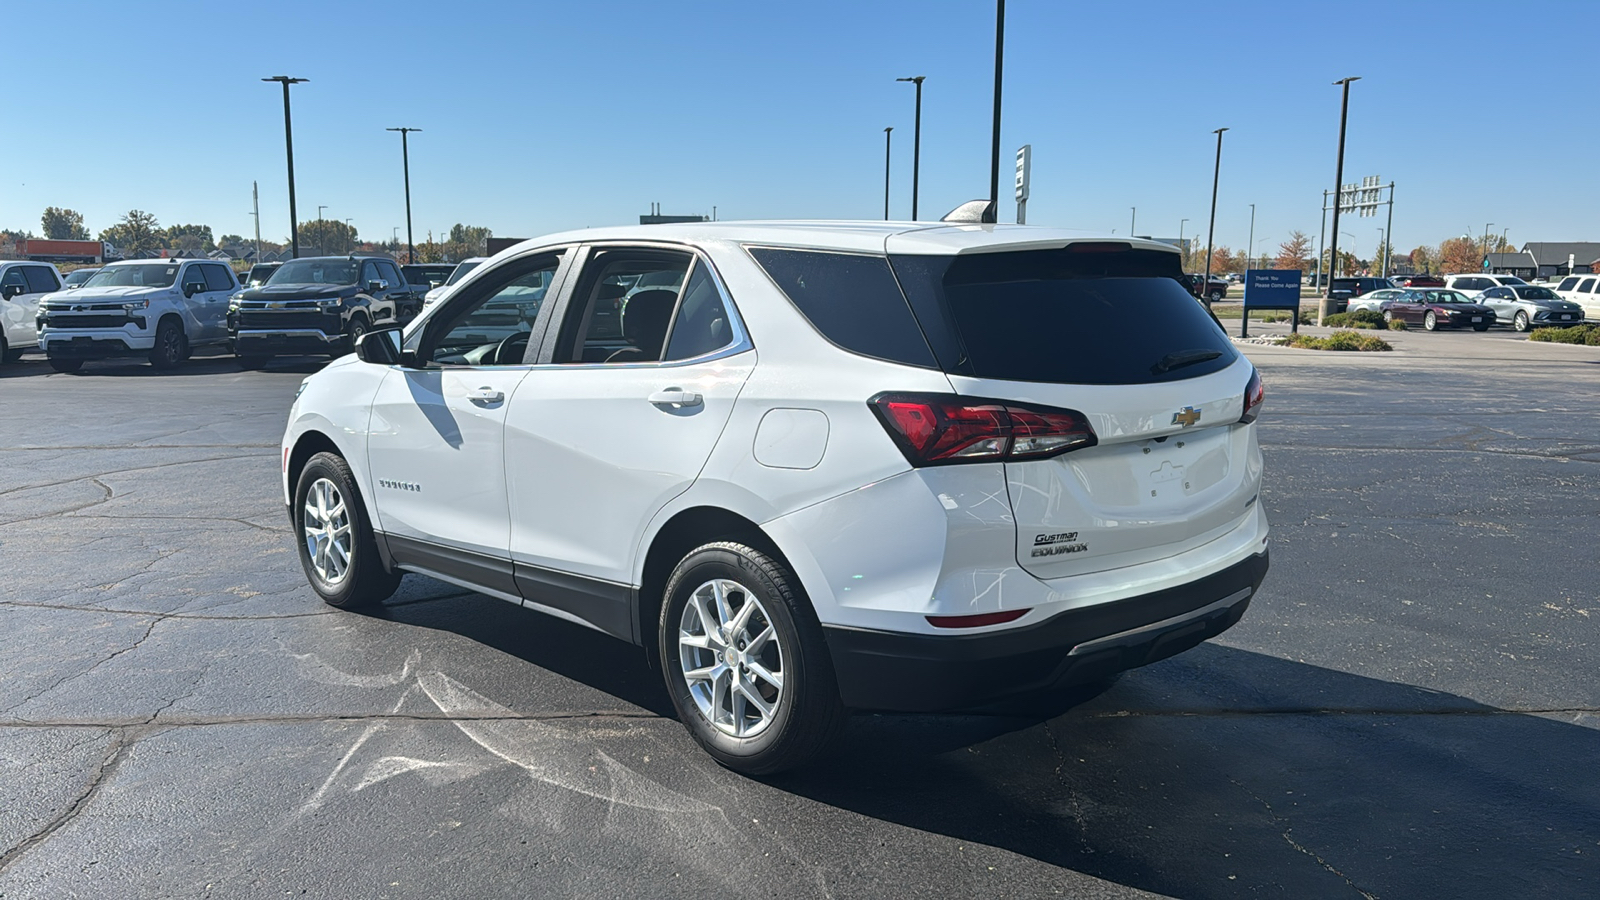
[1482,223,1494,271]
[1246,203,1256,271]
[250,180,261,266]
[1179,218,1190,269]
[1130,207,1136,237]
[1377,226,1386,278]
[987,0,1005,222]
[883,127,893,220]
[386,127,421,264]
[1324,76,1360,324]
[262,76,307,259]
[895,76,925,220]
[1202,127,1229,308]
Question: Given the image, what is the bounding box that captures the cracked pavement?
[1,336,1596,899]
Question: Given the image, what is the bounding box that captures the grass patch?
[1287,330,1393,352]
[1213,304,1314,323]
[1528,323,1600,345]
[1387,319,1407,331]
[1321,310,1386,329]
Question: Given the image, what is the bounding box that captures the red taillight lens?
[1240,369,1264,424]
[870,393,1097,466]
[927,609,1030,628]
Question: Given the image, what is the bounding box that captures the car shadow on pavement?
[771,642,1600,899]
[0,354,328,378]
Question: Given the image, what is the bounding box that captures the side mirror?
[183,282,204,298]
[355,328,408,366]
[366,280,387,293]
[1,284,24,300]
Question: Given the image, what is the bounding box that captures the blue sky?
[3,0,1592,258]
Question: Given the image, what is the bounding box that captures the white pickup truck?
[37,258,239,373]
[1551,273,1600,322]
[0,261,65,363]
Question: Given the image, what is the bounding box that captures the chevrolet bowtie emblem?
[1171,406,1201,428]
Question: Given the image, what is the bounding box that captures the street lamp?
[386,127,421,264]
[317,205,327,222]
[262,75,307,259]
[1323,76,1360,324]
[895,76,925,220]
[1202,127,1229,308]
[987,0,1005,221]
[883,127,893,220]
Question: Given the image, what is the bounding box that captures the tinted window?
[1514,287,1558,300]
[360,261,382,287]
[62,269,97,286]
[23,266,60,293]
[378,261,404,287]
[891,247,1237,386]
[1578,278,1597,293]
[1,268,25,288]
[1556,277,1578,291]
[748,248,935,368]
[85,264,180,288]
[202,264,235,292]
[663,261,736,361]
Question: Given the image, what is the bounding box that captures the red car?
[1394,274,1445,288]
[1379,289,1495,331]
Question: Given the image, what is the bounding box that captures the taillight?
[1240,369,1264,424]
[869,392,1097,466]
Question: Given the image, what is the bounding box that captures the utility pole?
[1482,223,1494,271]
[1130,207,1136,237]
[1324,76,1360,324]
[1246,203,1256,272]
[988,0,1005,222]
[386,127,421,264]
[883,127,893,220]
[1203,127,1229,309]
[896,76,925,220]
[250,181,261,266]
[262,76,307,259]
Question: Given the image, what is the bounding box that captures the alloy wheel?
[677,578,785,739]
[302,477,353,585]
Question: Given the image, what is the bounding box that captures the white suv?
[1552,273,1600,321]
[282,223,1271,773]
[1443,273,1526,296]
[0,261,64,362]
[38,258,238,372]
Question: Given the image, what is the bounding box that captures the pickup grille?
[237,311,335,331]
[43,314,133,329]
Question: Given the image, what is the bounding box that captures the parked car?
[282,223,1270,773]
[243,262,283,288]
[1551,273,1600,321]
[422,257,489,308]
[1391,274,1444,288]
[1379,289,1494,331]
[1443,274,1526,295]
[1348,288,1406,313]
[229,255,422,367]
[60,268,100,289]
[401,263,458,291]
[0,261,64,362]
[1184,273,1230,302]
[37,259,238,372]
[1475,285,1586,331]
[1328,277,1390,313]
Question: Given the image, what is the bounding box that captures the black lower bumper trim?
[823,552,1269,712]
[45,338,142,359]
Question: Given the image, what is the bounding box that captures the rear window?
[891,247,1237,385]
[748,247,936,368]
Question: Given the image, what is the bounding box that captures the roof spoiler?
[941,199,996,224]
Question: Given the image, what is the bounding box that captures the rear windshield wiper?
[1151,348,1223,375]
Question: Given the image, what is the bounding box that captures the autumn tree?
[99,210,163,256]
[1410,245,1435,274]
[293,220,359,255]
[165,223,215,254]
[444,223,492,261]
[41,207,90,241]
[1275,231,1313,271]
[1437,237,1480,274]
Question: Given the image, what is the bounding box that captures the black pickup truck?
[228,255,422,368]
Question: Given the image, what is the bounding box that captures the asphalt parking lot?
[2,330,1597,899]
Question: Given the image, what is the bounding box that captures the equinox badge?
[1171,406,1201,428]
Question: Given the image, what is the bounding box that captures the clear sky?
[3,0,1592,259]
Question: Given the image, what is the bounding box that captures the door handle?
[466,387,504,403]
[648,388,703,408]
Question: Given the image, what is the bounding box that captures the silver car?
[1349,288,1406,313]
[1476,285,1587,332]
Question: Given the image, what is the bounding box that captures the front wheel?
[659,542,847,775]
[149,319,187,369]
[1424,311,1438,331]
[1382,309,1393,323]
[1513,311,1530,332]
[294,452,401,609]
[1473,323,1490,332]
[342,316,369,356]
[48,357,83,374]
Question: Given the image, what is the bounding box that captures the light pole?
[1324,76,1360,324]
[1376,227,1385,277]
[895,76,925,220]
[987,0,1005,222]
[386,127,421,264]
[1179,218,1190,269]
[1482,223,1494,271]
[1202,127,1229,308]
[883,126,893,220]
[1246,203,1256,272]
[262,76,307,259]
[1130,207,1136,237]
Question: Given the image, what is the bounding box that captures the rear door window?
[202,264,235,292]
[662,261,737,361]
[1578,278,1597,294]
[891,246,1237,385]
[747,248,936,368]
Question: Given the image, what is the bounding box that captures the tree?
[1208,246,1241,275]
[445,223,492,261]
[164,223,215,254]
[1275,231,1313,271]
[1410,245,1435,274]
[1372,239,1394,274]
[99,210,162,257]
[218,234,246,248]
[292,220,359,255]
[1437,237,1479,275]
[41,207,90,241]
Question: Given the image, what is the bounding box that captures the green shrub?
[1288,330,1392,352]
[1387,319,1407,331]
[1322,310,1386,329]
[1528,324,1600,345]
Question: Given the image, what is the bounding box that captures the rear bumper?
[823,551,1268,712]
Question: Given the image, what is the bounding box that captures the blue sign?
[1242,269,1302,310]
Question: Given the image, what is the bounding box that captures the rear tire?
[1513,311,1530,332]
[659,542,847,775]
[48,357,83,374]
[149,319,187,369]
[294,452,401,609]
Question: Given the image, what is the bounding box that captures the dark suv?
[1328,277,1389,313]
[228,255,422,368]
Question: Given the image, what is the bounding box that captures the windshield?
[444,260,483,286]
[84,264,180,288]
[1515,287,1558,300]
[62,269,97,285]
[1494,276,1527,285]
[269,259,358,285]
